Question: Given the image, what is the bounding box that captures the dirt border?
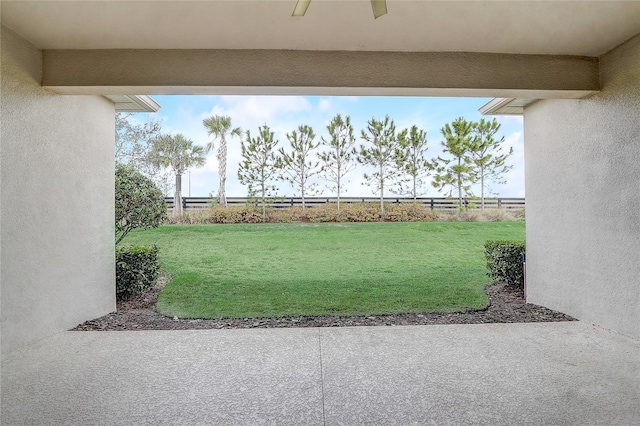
[72,281,575,331]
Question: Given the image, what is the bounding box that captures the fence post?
[430,198,434,210]
[182,197,187,210]
[498,198,502,208]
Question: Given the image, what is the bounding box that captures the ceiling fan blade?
[371,0,387,18]
[292,0,311,16]
[292,0,387,19]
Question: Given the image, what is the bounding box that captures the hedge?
[484,240,526,288]
[116,245,160,300]
[115,163,167,245]
[168,203,523,224]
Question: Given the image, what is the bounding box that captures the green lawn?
[122,221,525,319]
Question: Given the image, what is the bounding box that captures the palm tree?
[148,133,206,215]
[203,115,241,207]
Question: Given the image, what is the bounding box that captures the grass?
[122,221,525,319]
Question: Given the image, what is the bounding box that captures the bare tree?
[115,112,173,195]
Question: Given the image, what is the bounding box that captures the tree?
[115,113,173,195]
[318,114,357,211]
[115,164,167,245]
[469,118,513,209]
[115,112,161,166]
[395,125,432,201]
[277,125,322,208]
[148,134,206,215]
[202,115,242,207]
[432,117,475,210]
[238,125,280,222]
[357,115,399,219]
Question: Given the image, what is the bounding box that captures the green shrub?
[116,245,160,300]
[115,163,167,244]
[484,240,526,288]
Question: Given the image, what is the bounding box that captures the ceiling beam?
[43,49,599,98]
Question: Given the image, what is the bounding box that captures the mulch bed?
[73,279,575,331]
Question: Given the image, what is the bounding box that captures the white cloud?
[318,98,333,112]
[496,130,525,197]
[186,96,323,198]
[205,96,313,128]
[496,115,524,127]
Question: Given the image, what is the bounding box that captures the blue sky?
[136,95,524,198]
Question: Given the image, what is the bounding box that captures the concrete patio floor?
[2,322,639,425]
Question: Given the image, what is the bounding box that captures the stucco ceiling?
[2,1,639,56]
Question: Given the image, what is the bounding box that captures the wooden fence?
[165,196,525,211]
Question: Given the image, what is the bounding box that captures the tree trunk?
[301,163,306,209]
[336,173,341,211]
[457,158,463,211]
[413,176,417,202]
[481,170,485,210]
[380,184,385,220]
[379,163,385,220]
[218,139,227,207]
[174,173,182,216]
[261,178,266,223]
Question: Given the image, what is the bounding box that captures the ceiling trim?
[104,95,160,112]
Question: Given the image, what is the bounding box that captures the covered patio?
[1,1,639,423]
[3,323,639,424]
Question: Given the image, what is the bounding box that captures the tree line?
[116,112,513,218]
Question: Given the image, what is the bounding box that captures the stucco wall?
[524,34,640,339]
[1,26,116,355]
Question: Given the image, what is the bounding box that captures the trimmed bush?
[115,164,167,244]
[116,245,160,300]
[484,240,526,288]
